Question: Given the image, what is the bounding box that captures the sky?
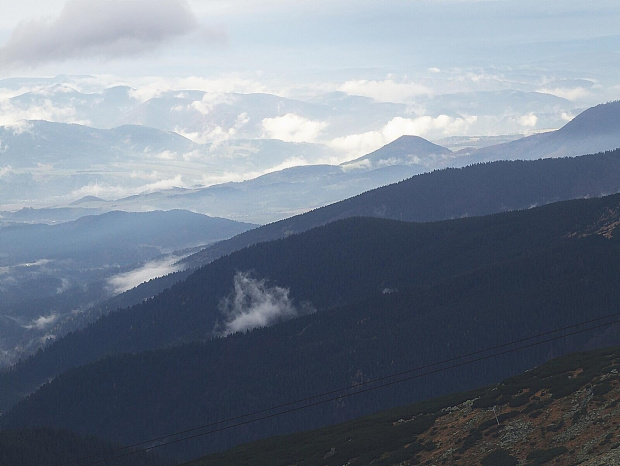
[0,0,619,90]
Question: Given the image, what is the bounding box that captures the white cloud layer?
[24,313,59,330]
[537,87,592,102]
[339,78,431,103]
[214,272,315,337]
[178,112,249,145]
[71,174,188,200]
[517,113,538,128]
[261,113,327,143]
[0,0,200,68]
[0,100,90,127]
[125,76,268,103]
[107,255,183,294]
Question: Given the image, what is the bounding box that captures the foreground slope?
[2,194,620,459]
[189,346,620,466]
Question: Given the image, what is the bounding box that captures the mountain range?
[2,192,620,460]
[62,100,620,225]
[1,94,620,464]
[5,144,620,390]
[2,100,620,224]
[183,147,620,268]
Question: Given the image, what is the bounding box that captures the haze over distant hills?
[25,100,619,224]
[0,210,255,366]
[1,76,613,224]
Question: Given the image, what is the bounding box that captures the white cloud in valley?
[107,255,184,294]
[261,113,327,143]
[71,174,188,200]
[0,100,90,128]
[24,313,59,330]
[517,113,538,128]
[126,76,268,103]
[536,87,592,102]
[213,272,315,337]
[339,78,431,103]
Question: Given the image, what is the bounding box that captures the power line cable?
[52,311,620,466]
[76,317,620,465]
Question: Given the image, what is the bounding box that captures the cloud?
[178,112,250,145]
[261,113,327,143]
[560,111,575,122]
[383,115,476,140]
[537,87,591,101]
[0,0,201,68]
[0,100,89,127]
[24,313,59,330]
[190,92,236,115]
[213,272,315,337]
[331,114,477,158]
[16,259,53,268]
[107,255,183,294]
[127,76,267,103]
[339,78,431,103]
[3,120,34,135]
[71,174,188,200]
[517,113,538,128]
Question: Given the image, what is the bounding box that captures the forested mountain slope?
[3,194,620,460]
[0,428,170,466]
[184,148,620,268]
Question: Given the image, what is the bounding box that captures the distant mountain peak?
[559,100,620,137]
[457,100,620,165]
[341,135,452,169]
[69,195,106,205]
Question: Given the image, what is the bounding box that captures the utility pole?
[492,405,500,425]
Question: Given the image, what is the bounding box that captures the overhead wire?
[51,311,620,465]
